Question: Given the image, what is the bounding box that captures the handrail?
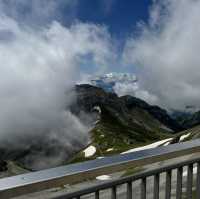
[54,156,200,199]
[0,139,200,198]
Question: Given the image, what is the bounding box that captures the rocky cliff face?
[74,84,181,133]
[121,95,182,132]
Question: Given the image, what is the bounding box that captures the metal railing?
[55,157,200,199]
[1,139,200,198]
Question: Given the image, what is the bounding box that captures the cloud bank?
[124,0,200,110]
[114,81,158,104]
[0,1,113,169]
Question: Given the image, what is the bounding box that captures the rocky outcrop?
[121,95,182,132]
[0,161,7,172]
[73,84,181,133]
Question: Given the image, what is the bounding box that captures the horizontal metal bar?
[1,139,200,198]
[54,156,200,199]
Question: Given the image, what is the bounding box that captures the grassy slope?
[69,108,171,164]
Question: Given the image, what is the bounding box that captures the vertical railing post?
[197,162,200,198]
[127,181,132,199]
[154,174,159,199]
[141,178,146,199]
[112,186,117,199]
[176,167,183,199]
[186,164,193,199]
[165,170,171,199]
[95,191,99,199]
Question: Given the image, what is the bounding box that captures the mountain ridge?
[0,84,193,171]
[69,84,182,163]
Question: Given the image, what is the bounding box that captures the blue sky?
[1,0,151,47]
[66,0,151,74]
[75,0,150,39]
[2,0,151,34]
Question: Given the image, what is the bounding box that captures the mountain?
[120,95,182,132]
[0,84,183,171]
[170,110,192,120]
[69,84,181,163]
[90,72,137,93]
[175,111,200,129]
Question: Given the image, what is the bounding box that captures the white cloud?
[113,82,158,104]
[0,6,113,168]
[124,0,200,110]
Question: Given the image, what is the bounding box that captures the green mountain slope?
[175,111,200,129]
[69,84,180,163]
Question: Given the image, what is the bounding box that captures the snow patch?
[106,148,114,152]
[179,133,191,142]
[97,156,104,159]
[122,138,172,154]
[94,119,100,125]
[163,141,171,146]
[96,175,111,181]
[83,146,96,157]
[93,106,101,114]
